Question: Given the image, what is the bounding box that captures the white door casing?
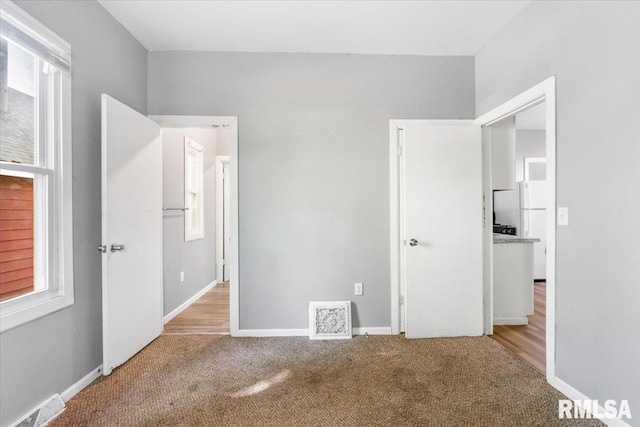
[401,121,483,339]
[223,163,231,282]
[101,95,163,375]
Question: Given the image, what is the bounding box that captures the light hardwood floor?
[491,281,546,374]
[163,281,230,335]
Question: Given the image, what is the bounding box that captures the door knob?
[409,239,419,247]
[110,244,125,252]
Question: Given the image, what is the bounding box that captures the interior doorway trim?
[389,76,556,380]
[149,115,240,336]
[215,155,230,284]
[475,76,556,382]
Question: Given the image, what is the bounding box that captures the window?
[0,2,73,332]
[184,138,204,241]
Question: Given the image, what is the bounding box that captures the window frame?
[184,137,204,241]
[0,1,73,333]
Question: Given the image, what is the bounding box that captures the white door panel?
[403,123,483,338]
[101,95,163,375]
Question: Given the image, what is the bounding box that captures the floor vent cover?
[309,301,352,340]
[12,394,65,427]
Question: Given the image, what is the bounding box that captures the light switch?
[558,207,569,226]
[180,271,185,282]
[354,282,363,296]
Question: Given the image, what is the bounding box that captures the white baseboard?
[60,365,103,402]
[233,327,393,338]
[163,280,217,325]
[493,317,528,325]
[353,327,392,335]
[549,376,633,427]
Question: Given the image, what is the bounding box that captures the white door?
[101,95,163,375]
[222,163,230,282]
[403,122,483,338]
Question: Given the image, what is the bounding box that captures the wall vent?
[10,394,65,427]
[309,301,352,340]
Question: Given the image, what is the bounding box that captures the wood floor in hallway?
[163,281,230,335]
[490,281,546,374]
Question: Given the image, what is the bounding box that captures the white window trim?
[184,137,204,241]
[0,1,73,333]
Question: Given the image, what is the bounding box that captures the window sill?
[185,233,204,242]
[0,292,74,333]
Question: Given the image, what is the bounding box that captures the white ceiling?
[98,1,530,56]
[516,102,546,130]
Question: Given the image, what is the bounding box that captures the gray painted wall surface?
[0,1,148,426]
[515,130,546,182]
[162,127,217,315]
[476,1,640,420]
[148,52,475,329]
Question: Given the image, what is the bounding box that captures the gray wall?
[476,1,640,420]
[515,130,546,182]
[162,127,217,315]
[148,52,475,329]
[0,1,148,426]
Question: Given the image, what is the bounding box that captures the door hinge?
[399,295,404,305]
[397,145,403,156]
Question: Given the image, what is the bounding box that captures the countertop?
[493,233,541,244]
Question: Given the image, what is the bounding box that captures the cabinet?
[491,116,516,190]
[493,240,534,325]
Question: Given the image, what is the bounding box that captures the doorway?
[149,115,239,336]
[486,101,549,373]
[476,77,557,381]
[389,77,557,379]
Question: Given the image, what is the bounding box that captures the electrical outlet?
[180,271,185,282]
[354,282,363,296]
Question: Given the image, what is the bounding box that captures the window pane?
[188,192,197,230]
[0,174,35,302]
[187,155,195,190]
[0,40,36,165]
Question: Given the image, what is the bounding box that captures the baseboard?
[234,329,309,337]
[61,365,103,401]
[549,376,633,427]
[353,327,392,335]
[233,327,393,338]
[163,280,217,325]
[493,317,528,325]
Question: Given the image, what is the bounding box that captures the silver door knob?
[409,239,419,247]
[110,244,125,252]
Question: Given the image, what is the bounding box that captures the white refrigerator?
[519,181,547,280]
[493,181,547,280]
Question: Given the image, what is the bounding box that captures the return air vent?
[10,394,65,427]
[309,301,352,340]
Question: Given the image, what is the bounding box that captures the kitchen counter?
[493,233,541,244]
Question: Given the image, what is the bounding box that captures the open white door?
[101,95,163,375]
[403,121,483,338]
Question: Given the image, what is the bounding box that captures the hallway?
[163,282,230,335]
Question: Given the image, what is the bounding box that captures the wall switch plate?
[354,282,363,296]
[180,271,185,282]
[558,207,569,226]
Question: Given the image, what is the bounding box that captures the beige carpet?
[52,335,602,426]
